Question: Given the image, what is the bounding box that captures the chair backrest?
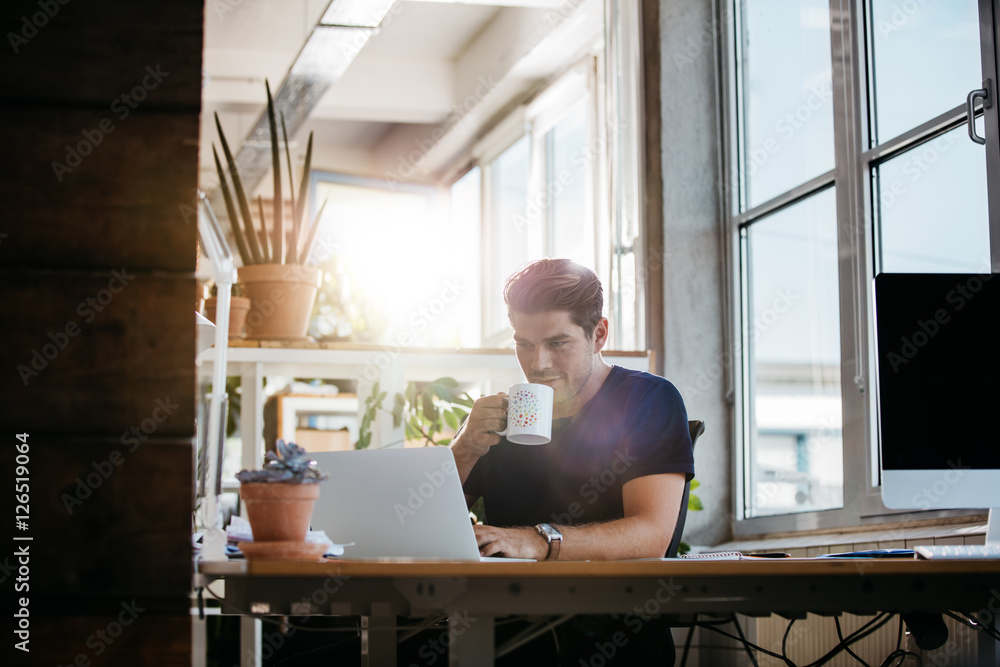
[665,419,704,558]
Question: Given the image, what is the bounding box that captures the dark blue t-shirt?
[463,366,694,528]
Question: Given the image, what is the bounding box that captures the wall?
[0,0,201,664]
[658,0,733,546]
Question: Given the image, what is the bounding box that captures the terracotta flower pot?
[204,296,251,338]
[238,263,321,340]
[239,482,321,542]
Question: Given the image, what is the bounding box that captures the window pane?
[875,125,990,273]
[489,136,535,334]
[741,0,834,209]
[868,0,981,145]
[313,179,444,344]
[547,101,593,266]
[450,167,482,348]
[744,188,843,517]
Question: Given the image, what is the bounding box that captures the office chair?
[665,419,705,558]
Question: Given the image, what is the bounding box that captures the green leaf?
[211,145,251,266]
[255,194,271,263]
[422,395,437,422]
[452,407,469,423]
[469,497,486,524]
[296,198,326,265]
[265,79,283,263]
[433,377,460,388]
[294,132,313,258]
[376,391,387,406]
[214,111,261,264]
[454,395,474,408]
[690,479,700,490]
[443,410,459,431]
[280,111,298,263]
[688,494,704,511]
[435,438,452,446]
[432,384,456,402]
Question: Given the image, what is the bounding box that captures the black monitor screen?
[874,273,1000,471]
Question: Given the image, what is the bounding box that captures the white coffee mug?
[496,383,554,445]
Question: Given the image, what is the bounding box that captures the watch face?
[537,523,561,540]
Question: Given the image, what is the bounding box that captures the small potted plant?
[236,439,328,543]
[203,282,251,338]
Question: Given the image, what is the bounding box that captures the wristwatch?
[534,523,562,561]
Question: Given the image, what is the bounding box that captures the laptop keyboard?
[914,544,1000,559]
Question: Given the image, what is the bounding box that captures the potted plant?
[213,81,328,340]
[203,282,251,338]
[356,377,474,449]
[235,439,329,544]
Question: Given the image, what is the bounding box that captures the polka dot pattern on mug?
[510,389,540,428]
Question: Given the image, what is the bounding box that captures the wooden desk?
[197,558,1000,666]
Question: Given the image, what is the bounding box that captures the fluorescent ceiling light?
[321,0,397,28]
[291,26,374,79]
[406,0,565,6]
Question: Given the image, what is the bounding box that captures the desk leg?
[240,362,264,472]
[362,603,396,667]
[449,613,494,667]
[240,616,261,667]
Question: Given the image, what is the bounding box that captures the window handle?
[967,80,992,145]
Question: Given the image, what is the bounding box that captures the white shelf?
[196,342,651,471]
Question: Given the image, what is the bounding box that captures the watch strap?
[535,523,562,561]
[546,532,561,561]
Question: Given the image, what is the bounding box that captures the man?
[449,258,695,664]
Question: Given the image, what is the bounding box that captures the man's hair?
[503,258,604,338]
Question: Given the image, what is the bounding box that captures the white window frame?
[723,0,1000,536]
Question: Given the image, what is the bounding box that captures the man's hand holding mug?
[454,383,555,457]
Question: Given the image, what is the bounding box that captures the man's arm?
[474,473,687,560]
[449,393,508,506]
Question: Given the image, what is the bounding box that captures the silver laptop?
[311,447,531,561]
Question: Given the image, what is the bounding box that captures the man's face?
[510,310,606,413]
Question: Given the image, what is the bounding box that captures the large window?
[481,97,597,344]
[476,64,606,347]
[727,0,997,531]
[310,173,477,348]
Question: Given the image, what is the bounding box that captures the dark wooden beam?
[1,0,202,662]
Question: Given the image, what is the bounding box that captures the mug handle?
[495,392,510,436]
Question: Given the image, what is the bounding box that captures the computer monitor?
[873,273,1000,541]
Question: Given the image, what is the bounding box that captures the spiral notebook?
[680,551,790,560]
